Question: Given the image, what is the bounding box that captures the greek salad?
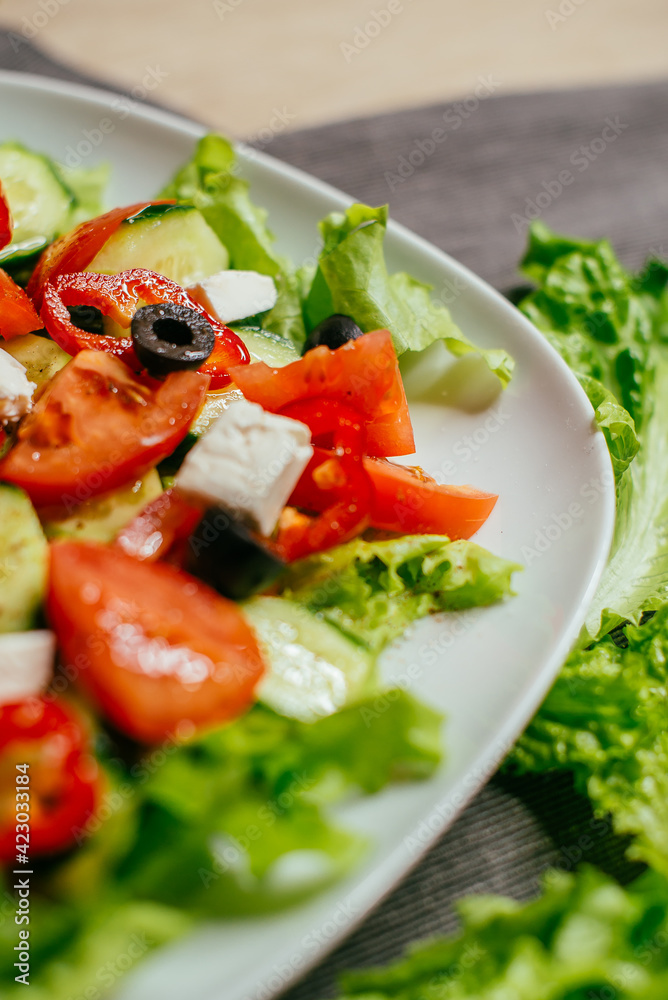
[0,134,519,997]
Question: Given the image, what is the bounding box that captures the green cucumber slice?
[0,142,74,264]
[1,334,71,389]
[87,204,229,287]
[231,325,300,366]
[244,596,375,722]
[0,484,48,633]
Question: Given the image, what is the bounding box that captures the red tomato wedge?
[0,350,208,508]
[0,181,12,252]
[48,542,266,743]
[0,269,42,339]
[291,448,498,539]
[27,200,173,309]
[0,697,100,862]
[115,488,202,563]
[228,329,415,457]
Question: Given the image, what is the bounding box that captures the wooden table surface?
[0,0,666,137]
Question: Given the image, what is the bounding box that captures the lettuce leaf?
[281,534,520,652]
[511,606,668,875]
[516,222,668,641]
[0,696,442,995]
[519,220,655,425]
[304,203,514,385]
[160,133,306,344]
[339,866,668,999]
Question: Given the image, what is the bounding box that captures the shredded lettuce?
[304,202,514,384]
[338,866,668,1000]
[159,133,306,345]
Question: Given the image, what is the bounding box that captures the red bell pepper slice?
[0,269,42,339]
[0,697,100,862]
[275,397,372,561]
[0,181,12,252]
[27,200,173,309]
[41,268,250,387]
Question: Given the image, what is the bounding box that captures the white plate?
[0,71,615,1000]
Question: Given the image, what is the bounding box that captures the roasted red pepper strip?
[0,181,12,252]
[275,397,372,561]
[41,268,250,387]
[0,697,100,862]
[115,488,202,563]
[0,269,42,339]
[27,200,173,309]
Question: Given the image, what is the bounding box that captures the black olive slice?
[302,313,363,354]
[187,507,286,601]
[131,303,215,377]
[68,304,105,335]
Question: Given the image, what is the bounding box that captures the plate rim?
[0,68,616,999]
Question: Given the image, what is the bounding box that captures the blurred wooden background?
[0,0,665,136]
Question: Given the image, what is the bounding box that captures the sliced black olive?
[186,507,286,601]
[68,304,105,335]
[302,313,363,354]
[131,303,215,377]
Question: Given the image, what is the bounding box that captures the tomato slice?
[291,448,498,540]
[115,488,202,563]
[27,201,173,310]
[0,697,100,862]
[41,268,249,388]
[0,350,209,508]
[228,329,415,458]
[0,269,42,339]
[0,181,12,252]
[48,541,266,743]
[275,398,371,561]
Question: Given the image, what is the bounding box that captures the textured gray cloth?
[1,31,664,999]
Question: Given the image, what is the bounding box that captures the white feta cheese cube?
[0,630,56,705]
[175,399,313,536]
[189,270,278,325]
[0,349,36,423]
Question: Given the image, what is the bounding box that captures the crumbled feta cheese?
[0,630,56,705]
[189,270,278,324]
[175,399,313,536]
[0,349,36,422]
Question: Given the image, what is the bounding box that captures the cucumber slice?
[245,596,375,723]
[1,334,71,389]
[88,204,229,287]
[0,485,48,633]
[232,326,300,366]
[42,470,163,544]
[0,142,74,264]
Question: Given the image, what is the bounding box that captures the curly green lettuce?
[282,534,520,652]
[339,867,668,1000]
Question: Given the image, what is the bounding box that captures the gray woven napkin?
[1,30,666,999]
